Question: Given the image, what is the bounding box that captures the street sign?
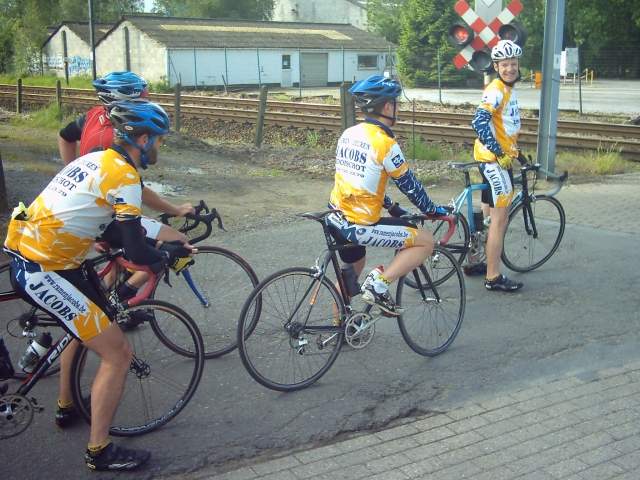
[452,0,524,71]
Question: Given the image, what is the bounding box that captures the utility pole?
[537,0,566,174]
[88,0,97,79]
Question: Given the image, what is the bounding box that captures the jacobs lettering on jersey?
[360,237,405,249]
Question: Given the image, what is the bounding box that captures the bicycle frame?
[5,251,160,396]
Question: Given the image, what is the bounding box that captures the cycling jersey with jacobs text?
[5,148,142,271]
[330,120,412,225]
[473,78,521,162]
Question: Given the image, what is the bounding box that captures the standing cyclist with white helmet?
[6,101,191,470]
[328,75,449,316]
[470,39,524,292]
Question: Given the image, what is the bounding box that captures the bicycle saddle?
[448,161,480,171]
[298,209,342,222]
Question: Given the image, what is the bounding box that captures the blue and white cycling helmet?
[349,75,402,113]
[93,71,148,106]
[491,40,523,62]
[109,100,170,168]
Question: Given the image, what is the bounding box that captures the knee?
[103,338,133,371]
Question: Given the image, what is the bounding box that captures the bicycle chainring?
[344,312,375,349]
[0,393,36,439]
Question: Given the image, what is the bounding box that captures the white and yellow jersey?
[5,148,142,271]
[473,78,521,162]
[330,121,409,225]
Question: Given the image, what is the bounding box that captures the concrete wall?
[165,48,387,87]
[42,27,93,77]
[273,0,367,30]
[95,21,167,83]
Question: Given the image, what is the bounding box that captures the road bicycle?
[431,158,568,273]
[156,201,260,358]
[0,249,204,440]
[236,209,465,392]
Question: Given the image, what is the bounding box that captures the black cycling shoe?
[119,309,153,332]
[463,262,487,276]
[85,442,151,471]
[361,285,404,316]
[485,274,523,292]
[55,404,79,428]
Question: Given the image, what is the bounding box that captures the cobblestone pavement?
[166,173,640,480]
[172,362,640,480]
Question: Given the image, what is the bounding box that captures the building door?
[300,52,328,87]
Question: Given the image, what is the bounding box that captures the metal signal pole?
[537,0,566,173]
[88,0,97,79]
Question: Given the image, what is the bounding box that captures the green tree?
[58,0,143,22]
[152,0,274,20]
[397,0,473,86]
[366,0,405,44]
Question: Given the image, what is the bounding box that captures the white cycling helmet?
[491,40,523,61]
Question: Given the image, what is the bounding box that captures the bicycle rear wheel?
[502,195,566,272]
[71,300,204,436]
[154,246,259,358]
[237,268,345,392]
[396,246,466,357]
[405,213,470,289]
[0,261,60,379]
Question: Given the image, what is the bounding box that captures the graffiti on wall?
[44,55,93,75]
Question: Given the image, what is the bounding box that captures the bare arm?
[141,186,195,216]
[58,136,78,164]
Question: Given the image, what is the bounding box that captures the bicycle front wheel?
[71,300,204,436]
[154,246,259,358]
[396,246,466,357]
[502,195,566,272]
[237,268,345,392]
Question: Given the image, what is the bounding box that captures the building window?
[358,55,378,69]
[282,54,291,70]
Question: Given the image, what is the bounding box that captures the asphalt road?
[3,176,640,480]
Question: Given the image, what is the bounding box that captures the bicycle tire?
[405,213,470,289]
[154,246,260,358]
[396,246,466,357]
[237,267,345,392]
[502,195,566,273]
[70,299,204,437]
[0,261,61,379]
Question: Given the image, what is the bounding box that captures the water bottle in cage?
[340,264,361,297]
[18,332,52,373]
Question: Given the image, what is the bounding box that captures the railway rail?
[1,84,639,158]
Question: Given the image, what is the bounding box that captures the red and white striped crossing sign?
[451,0,524,70]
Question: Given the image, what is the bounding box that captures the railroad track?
[2,84,639,158]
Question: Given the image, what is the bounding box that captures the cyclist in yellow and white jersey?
[470,39,524,292]
[4,101,191,471]
[328,75,449,316]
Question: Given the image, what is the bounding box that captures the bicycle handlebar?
[158,200,226,244]
[514,162,569,197]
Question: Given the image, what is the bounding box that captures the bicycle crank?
[0,393,42,439]
[344,312,375,349]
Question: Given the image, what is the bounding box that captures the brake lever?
[211,208,227,232]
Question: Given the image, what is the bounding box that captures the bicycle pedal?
[30,397,44,413]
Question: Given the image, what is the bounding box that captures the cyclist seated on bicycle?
[4,101,192,471]
[58,71,195,302]
[328,74,449,316]
[470,39,524,292]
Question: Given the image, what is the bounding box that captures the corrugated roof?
[43,22,112,48]
[103,15,392,50]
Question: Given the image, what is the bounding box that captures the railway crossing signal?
[450,0,525,72]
